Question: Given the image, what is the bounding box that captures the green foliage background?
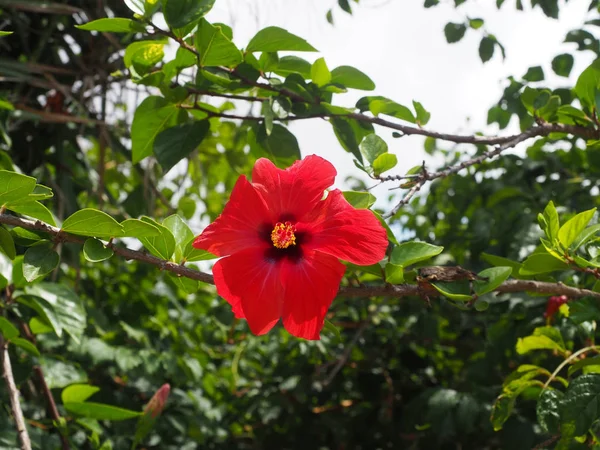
[1,1,600,449]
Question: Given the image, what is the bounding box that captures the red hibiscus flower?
[193,155,388,340]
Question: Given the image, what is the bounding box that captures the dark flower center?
[260,218,306,262]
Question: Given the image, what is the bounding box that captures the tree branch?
[153,24,600,150]
[383,125,545,217]
[339,280,600,299]
[0,214,597,300]
[1,336,32,450]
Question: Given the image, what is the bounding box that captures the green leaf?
[519,253,569,275]
[83,239,114,263]
[385,263,404,284]
[154,121,211,173]
[273,56,311,78]
[62,209,124,238]
[0,31,13,36]
[61,384,100,404]
[246,26,317,52]
[430,281,473,301]
[262,99,274,136]
[29,317,53,335]
[331,117,374,161]
[444,22,467,43]
[571,224,600,251]
[503,364,550,388]
[40,357,87,389]
[168,272,199,294]
[491,381,542,431]
[523,66,544,82]
[360,134,388,165]
[469,18,484,29]
[373,211,398,245]
[23,242,59,282]
[574,59,600,110]
[11,337,40,356]
[162,215,194,262]
[124,40,166,74]
[552,53,574,77]
[326,9,334,24]
[18,283,86,343]
[0,98,14,110]
[412,101,431,126]
[0,226,16,260]
[131,96,186,163]
[568,356,600,377]
[11,255,26,288]
[479,36,495,63]
[64,402,142,421]
[473,266,512,296]
[6,201,56,226]
[323,319,341,342]
[0,170,37,206]
[372,153,397,176]
[537,389,563,434]
[183,245,216,262]
[249,124,301,168]
[76,18,145,33]
[311,57,331,87]
[481,253,523,275]
[338,0,352,13]
[390,241,444,267]
[342,191,376,209]
[558,208,596,248]
[330,66,375,91]
[195,19,243,67]
[121,218,160,238]
[569,297,600,324]
[561,374,600,435]
[369,99,416,123]
[0,317,18,340]
[163,0,215,28]
[139,217,176,260]
[542,201,560,241]
[516,327,566,355]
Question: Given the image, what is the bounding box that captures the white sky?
[204,0,595,205]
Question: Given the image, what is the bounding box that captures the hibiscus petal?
[252,155,336,220]
[193,176,271,256]
[280,250,346,340]
[300,189,388,266]
[212,248,283,335]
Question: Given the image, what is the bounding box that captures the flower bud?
[544,295,568,319]
[144,383,170,418]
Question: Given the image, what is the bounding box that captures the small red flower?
[545,295,568,320]
[193,155,388,340]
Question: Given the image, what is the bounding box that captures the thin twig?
[383,125,544,217]
[19,323,70,449]
[1,337,32,450]
[322,305,382,387]
[532,435,560,450]
[542,345,600,389]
